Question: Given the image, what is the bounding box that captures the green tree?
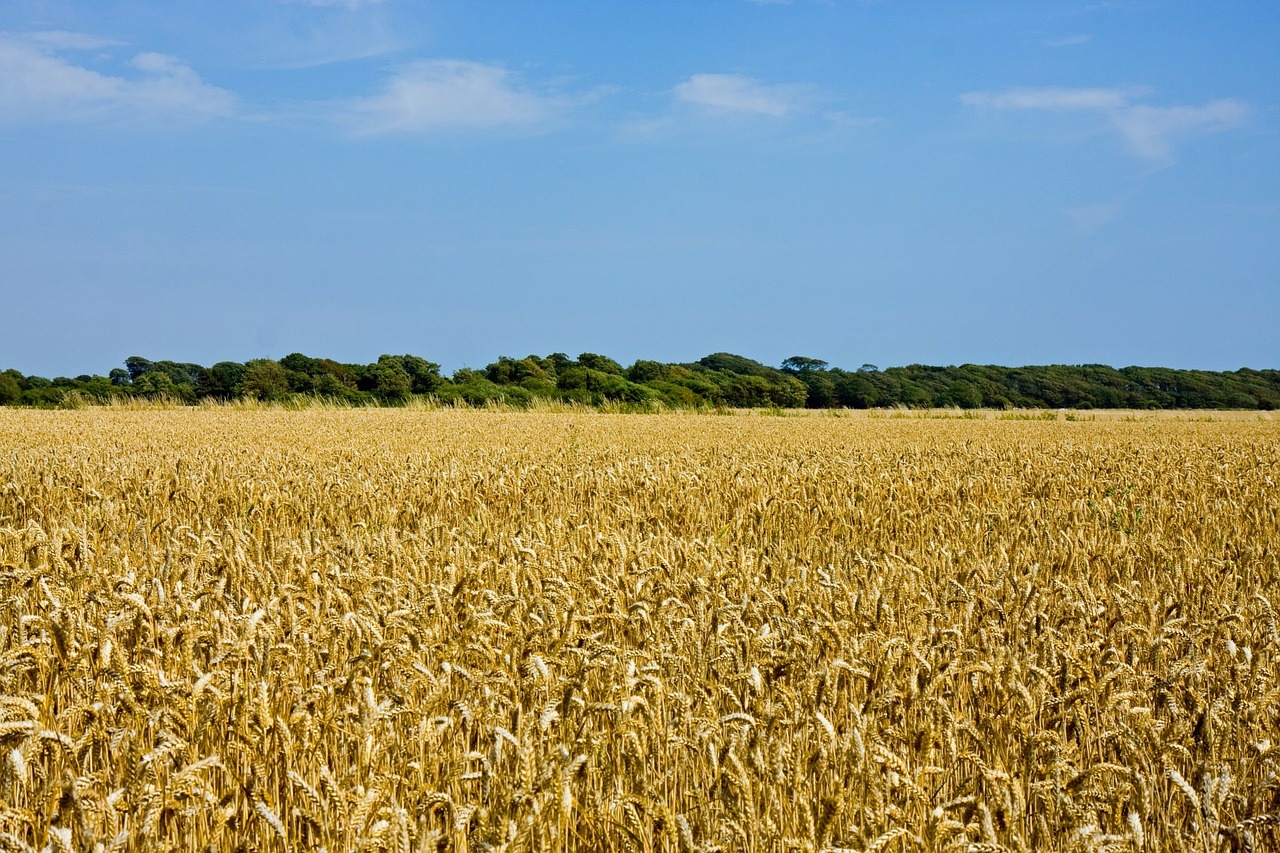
[206,362,248,399]
[831,371,878,408]
[781,356,828,372]
[314,359,361,393]
[313,373,361,402]
[556,366,588,391]
[124,356,153,382]
[371,355,412,401]
[698,353,776,377]
[578,353,624,375]
[942,380,983,409]
[400,355,444,393]
[134,371,177,399]
[280,353,317,374]
[280,353,318,393]
[772,375,809,408]
[546,353,576,376]
[486,357,518,385]
[797,370,835,408]
[242,359,290,400]
[0,372,20,405]
[628,360,668,383]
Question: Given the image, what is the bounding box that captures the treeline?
[2,352,1278,410]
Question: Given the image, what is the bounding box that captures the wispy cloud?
[1064,198,1123,233]
[252,0,409,68]
[1110,100,1249,162]
[1044,34,1094,47]
[284,0,389,7]
[0,33,235,125]
[674,73,811,118]
[961,85,1248,166]
[251,21,407,68]
[622,72,869,141]
[961,86,1139,111]
[21,30,124,51]
[344,60,576,135]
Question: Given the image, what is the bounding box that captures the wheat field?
[1,408,1278,852]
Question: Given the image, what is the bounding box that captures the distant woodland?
[2,353,1278,410]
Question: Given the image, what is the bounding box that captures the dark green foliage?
[486,356,550,386]
[369,355,412,402]
[698,352,776,377]
[577,353,625,375]
[114,357,210,401]
[627,360,668,383]
[124,356,152,381]
[400,355,445,393]
[0,372,20,405]
[439,370,524,406]
[830,371,878,408]
[241,359,290,401]
[206,362,248,399]
[546,353,575,376]
[2,352,1278,410]
[551,364,654,404]
[782,356,829,372]
[796,370,835,408]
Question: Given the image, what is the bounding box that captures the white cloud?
[961,85,1248,165]
[674,73,808,118]
[346,60,566,134]
[0,34,235,124]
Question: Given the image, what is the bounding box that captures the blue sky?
[2,0,1277,377]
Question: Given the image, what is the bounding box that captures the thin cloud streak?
[961,86,1139,111]
[1044,34,1094,47]
[961,85,1249,165]
[21,30,124,51]
[285,0,389,7]
[250,24,409,69]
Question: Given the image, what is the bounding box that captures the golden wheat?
[0,407,1277,851]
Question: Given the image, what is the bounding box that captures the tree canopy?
[2,352,1277,410]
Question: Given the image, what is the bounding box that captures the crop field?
[1,408,1278,852]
